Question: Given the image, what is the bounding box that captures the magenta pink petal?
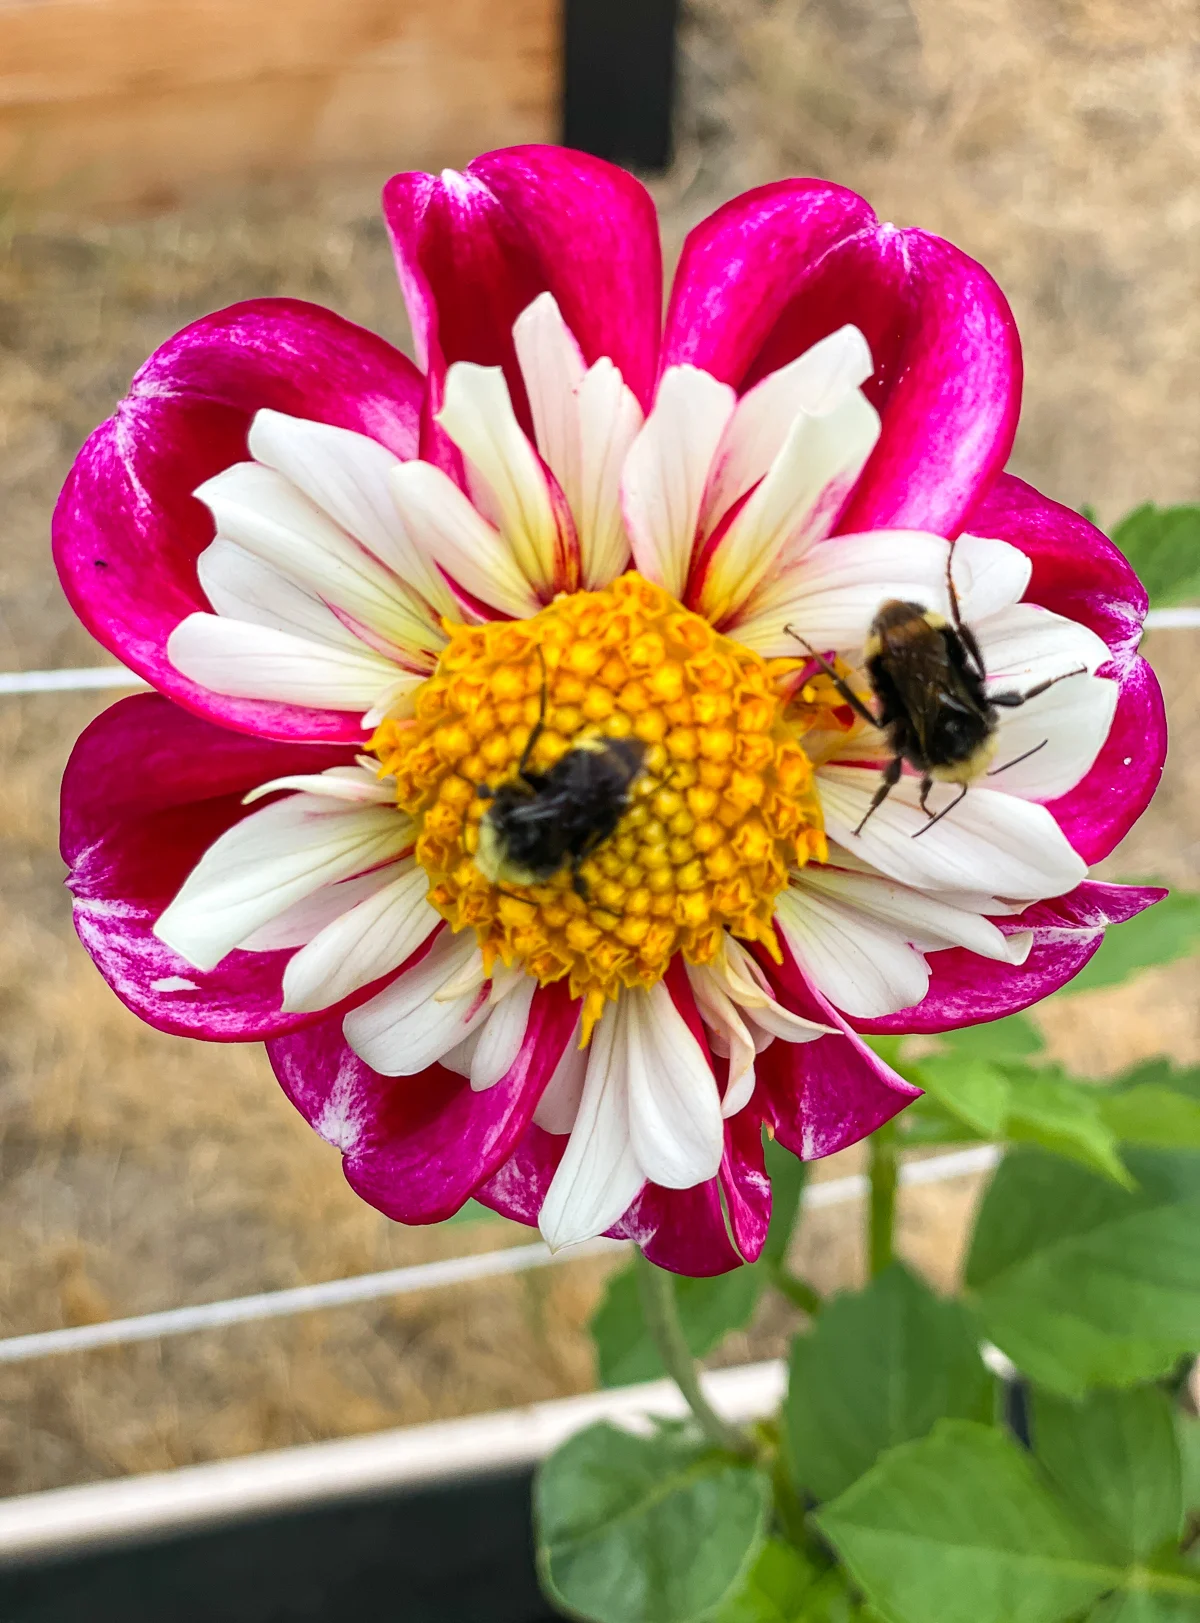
[661,179,875,386]
[614,1179,743,1277]
[53,299,423,744]
[756,945,921,1158]
[856,881,1167,1036]
[967,474,1148,649]
[269,980,579,1225]
[383,145,662,468]
[720,1107,772,1265]
[965,473,1166,863]
[1045,655,1167,864]
[469,147,662,410]
[663,187,1020,537]
[62,693,355,1040]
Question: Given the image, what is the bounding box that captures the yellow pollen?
[371,574,827,1042]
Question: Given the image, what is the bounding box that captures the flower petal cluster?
[55,147,1166,1273]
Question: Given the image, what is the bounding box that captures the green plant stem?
[633,1248,752,1457]
[868,1119,899,1276]
[768,1261,822,1315]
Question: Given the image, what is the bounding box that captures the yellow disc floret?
[370,574,827,1040]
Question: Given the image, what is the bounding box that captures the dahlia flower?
[56,147,1165,1274]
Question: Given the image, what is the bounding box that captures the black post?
[562,0,680,173]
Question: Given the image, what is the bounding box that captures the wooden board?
[0,0,560,211]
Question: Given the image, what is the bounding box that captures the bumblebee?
[473,660,646,897]
[792,551,1086,837]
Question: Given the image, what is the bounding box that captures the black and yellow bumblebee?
[792,552,1086,837]
[473,657,647,897]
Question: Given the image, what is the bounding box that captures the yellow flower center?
[371,574,827,1039]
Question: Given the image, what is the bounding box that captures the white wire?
[0,667,149,694]
[0,1146,1000,1365]
[0,611,1194,695]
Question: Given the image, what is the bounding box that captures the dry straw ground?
[0,0,1196,1493]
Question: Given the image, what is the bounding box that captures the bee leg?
[911,781,969,839]
[571,864,591,903]
[515,645,550,779]
[944,543,987,679]
[475,782,495,801]
[988,739,1048,777]
[784,627,879,729]
[990,665,1088,708]
[918,775,937,819]
[853,754,903,837]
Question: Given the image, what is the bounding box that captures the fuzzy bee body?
[475,736,647,894]
[865,600,999,789]
[790,549,1087,837]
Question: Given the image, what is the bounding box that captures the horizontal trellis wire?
[0,1146,998,1365]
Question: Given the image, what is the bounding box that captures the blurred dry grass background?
[0,0,1197,1494]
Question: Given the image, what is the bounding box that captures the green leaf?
[916,1056,1011,1136]
[1109,504,1200,608]
[785,1263,992,1502]
[1114,1061,1200,1103]
[536,1422,770,1623]
[897,1093,987,1148]
[965,1146,1200,1395]
[815,1419,1117,1623]
[1033,1386,1184,1559]
[590,1263,765,1388]
[936,1013,1046,1061]
[713,1540,822,1623]
[1003,1067,1132,1186]
[762,1137,809,1269]
[916,1057,1130,1184]
[1060,891,1200,996]
[1089,1592,1200,1623]
[1100,1086,1200,1150]
[1178,1413,1200,1512]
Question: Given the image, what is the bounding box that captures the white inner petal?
[539,1002,645,1251]
[685,960,761,1120]
[988,673,1118,800]
[197,538,363,650]
[623,982,725,1189]
[514,292,587,516]
[731,529,951,658]
[622,365,737,600]
[950,533,1033,623]
[195,462,443,666]
[817,763,1088,900]
[513,293,642,590]
[699,325,874,538]
[281,860,441,1013]
[469,976,538,1091]
[976,602,1112,687]
[774,884,933,1019]
[695,388,881,625]
[240,865,404,952]
[154,796,413,972]
[436,362,574,595]
[389,459,541,620]
[575,358,643,588]
[342,930,490,1077]
[533,1022,588,1133]
[243,765,396,806]
[247,410,455,618]
[168,614,405,713]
